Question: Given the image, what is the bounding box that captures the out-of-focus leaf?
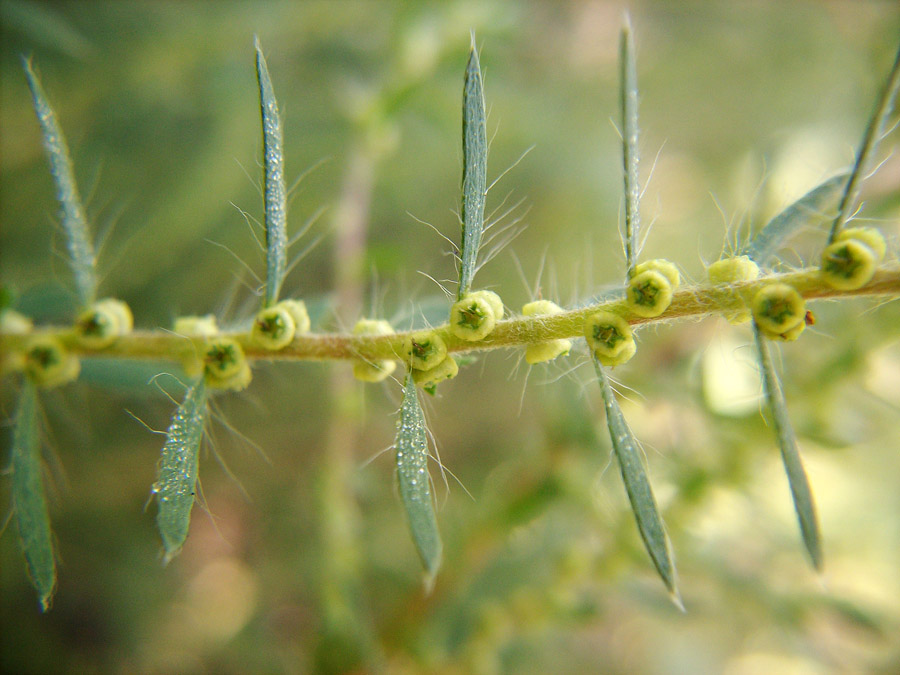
[744,173,848,266]
[11,380,56,611]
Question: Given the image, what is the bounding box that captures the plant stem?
[3,264,899,365]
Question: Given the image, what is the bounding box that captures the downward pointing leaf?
[593,357,682,608]
[753,324,822,570]
[12,380,57,611]
[396,372,442,590]
[154,378,208,563]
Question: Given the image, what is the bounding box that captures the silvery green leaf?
[396,372,442,590]
[154,378,208,563]
[753,324,822,570]
[830,45,900,242]
[458,33,487,299]
[12,380,56,611]
[255,37,288,307]
[744,173,848,266]
[22,57,96,308]
[620,17,640,276]
[593,357,682,607]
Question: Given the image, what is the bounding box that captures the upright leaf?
[255,37,288,307]
[395,372,442,590]
[458,33,487,299]
[620,16,641,276]
[154,378,208,563]
[744,173,849,266]
[829,44,900,242]
[22,57,96,307]
[11,380,56,611]
[593,358,682,607]
[752,324,822,570]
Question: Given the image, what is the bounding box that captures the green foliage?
[395,371,442,589]
[153,378,208,563]
[2,4,899,674]
[10,381,55,611]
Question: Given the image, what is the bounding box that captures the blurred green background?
[2,1,899,673]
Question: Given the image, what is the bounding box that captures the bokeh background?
[2,1,899,673]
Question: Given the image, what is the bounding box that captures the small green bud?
[250,299,310,350]
[405,331,447,371]
[412,355,459,389]
[24,336,80,388]
[626,269,674,318]
[1,309,33,333]
[203,337,251,391]
[836,227,886,261]
[521,300,571,364]
[706,256,761,324]
[279,299,311,335]
[251,306,295,350]
[352,318,397,383]
[752,284,805,336]
[75,298,133,349]
[821,238,878,291]
[764,319,806,342]
[633,259,680,289]
[596,337,637,366]
[173,315,218,337]
[0,310,32,375]
[584,311,635,366]
[450,290,503,341]
[473,290,504,321]
[522,300,560,317]
[706,255,760,284]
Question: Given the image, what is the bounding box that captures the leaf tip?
[668,586,685,613]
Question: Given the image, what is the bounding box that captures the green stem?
[3,264,899,365]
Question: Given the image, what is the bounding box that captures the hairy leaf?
[396,372,442,590]
[12,380,56,611]
[593,358,682,607]
[22,57,96,307]
[753,324,822,570]
[458,33,487,299]
[620,17,641,276]
[154,378,208,563]
[255,37,288,307]
[830,44,900,242]
[744,173,849,266]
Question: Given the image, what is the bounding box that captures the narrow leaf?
[22,57,96,307]
[255,37,288,307]
[744,173,849,266]
[829,43,900,242]
[620,16,641,276]
[11,380,56,611]
[458,33,488,299]
[154,378,208,563]
[752,324,822,570]
[593,357,682,608]
[395,371,442,590]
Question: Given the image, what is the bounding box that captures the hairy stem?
[3,264,899,365]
